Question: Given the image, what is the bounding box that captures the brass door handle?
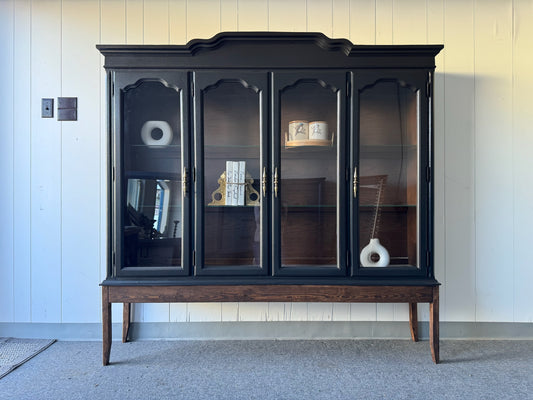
[274,167,279,198]
[353,167,358,198]
[182,166,188,197]
[262,167,267,197]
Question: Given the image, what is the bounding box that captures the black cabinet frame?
[98,32,443,365]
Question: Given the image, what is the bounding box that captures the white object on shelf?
[360,238,390,267]
[238,161,246,206]
[288,120,309,141]
[225,161,234,205]
[309,121,328,140]
[140,120,173,147]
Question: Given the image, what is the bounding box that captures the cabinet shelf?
[359,204,416,209]
[131,144,182,149]
[206,205,259,208]
[204,144,260,160]
[125,171,181,180]
[360,144,417,159]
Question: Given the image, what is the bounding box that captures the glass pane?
[280,81,338,266]
[358,80,419,268]
[122,80,183,268]
[203,81,261,267]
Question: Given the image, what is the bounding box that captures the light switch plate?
[42,98,54,118]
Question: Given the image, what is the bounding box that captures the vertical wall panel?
[187,303,222,322]
[144,0,170,44]
[101,0,126,44]
[30,0,63,323]
[267,303,291,321]
[332,304,350,321]
[375,0,392,43]
[237,0,268,31]
[221,0,238,31]
[0,0,15,323]
[392,0,426,44]
[61,0,101,323]
[13,0,32,323]
[101,0,127,324]
[349,0,375,44]
[308,303,333,321]
[513,0,533,323]
[332,0,350,38]
[126,0,144,44]
[290,303,309,321]
[238,302,269,321]
[269,0,307,31]
[307,0,333,35]
[239,303,268,321]
[187,0,220,41]
[474,0,514,322]
[221,303,239,321]
[169,0,187,43]
[443,0,476,322]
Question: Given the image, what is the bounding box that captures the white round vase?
[359,238,390,267]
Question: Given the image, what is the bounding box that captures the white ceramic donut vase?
[140,120,173,148]
[359,238,390,267]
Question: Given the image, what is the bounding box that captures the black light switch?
[58,97,77,121]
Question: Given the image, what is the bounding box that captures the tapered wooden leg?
[429,286,440,364]
[409,302,419,342]
[122,303,131,343]
[102,287,112,366]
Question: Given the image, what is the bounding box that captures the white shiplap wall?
[1,0,532,327]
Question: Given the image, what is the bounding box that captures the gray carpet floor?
[0,339,532,399]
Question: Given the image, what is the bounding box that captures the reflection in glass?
[358,80,419,268]
[280,81,338,267]
[121,79,183,269]
[124,179,182,267]
[203,81,261,267]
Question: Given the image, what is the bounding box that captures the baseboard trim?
[1,321,532,341]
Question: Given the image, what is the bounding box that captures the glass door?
[113,71,190,277]
[194,72,268,275]
[272,72,347,276]
[352,71,429,277]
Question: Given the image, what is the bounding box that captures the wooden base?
[102,284,439,365]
